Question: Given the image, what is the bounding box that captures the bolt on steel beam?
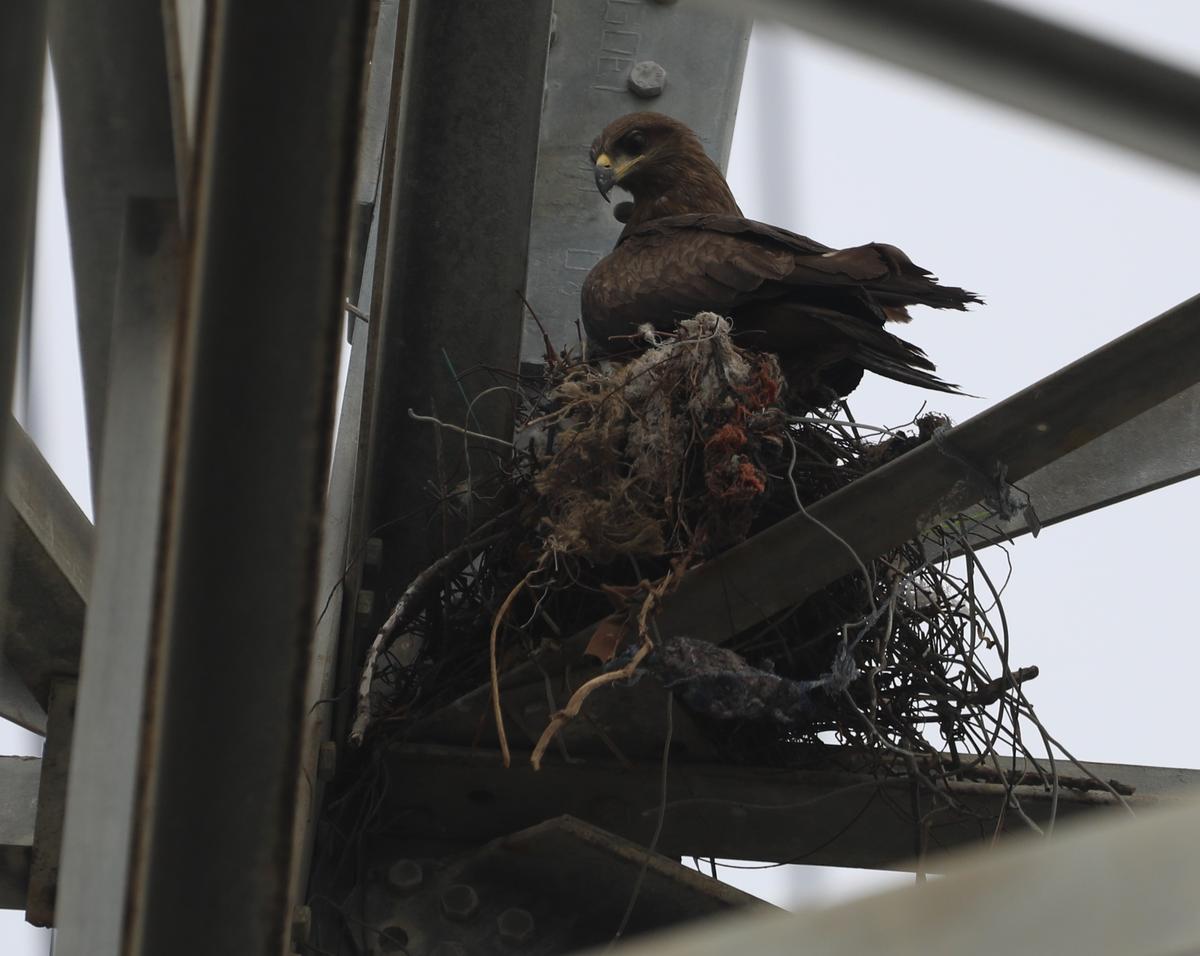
[521,0,749,363]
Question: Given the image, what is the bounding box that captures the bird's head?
[589,112,740,224]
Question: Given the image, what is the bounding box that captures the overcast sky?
[4,0,1199,945]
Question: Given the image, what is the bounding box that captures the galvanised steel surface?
[930,383,1200,554]
[365,0,553,600]
[48,0,177,489]
[98,4,372,954]
[387,744,1198,870]
[2,420,91,716]
[587,796,1200,956]
[52,200,180,954]
[521,0,750,362]
[739,0,1200,177]
[0,755,40,910]
[0,1,46,617]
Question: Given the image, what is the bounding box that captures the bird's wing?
[616,215,980,315]
[583,215,973,396]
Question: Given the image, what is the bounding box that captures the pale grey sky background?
[4,0,1198,943]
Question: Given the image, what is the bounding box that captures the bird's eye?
[625,130,647,153]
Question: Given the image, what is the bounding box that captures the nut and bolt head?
[497,907,535,945]
[387,859,424,894]
[627,60,667,98]
[364,536,384,573]
[377,925,409,953]
[356,589,376,628]
[316,741,337,781]
[291,904,312,946]
[440,883,480,921]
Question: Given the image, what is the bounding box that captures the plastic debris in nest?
[643,636,859,726]
[516,312,787,564]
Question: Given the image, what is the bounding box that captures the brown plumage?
[581,112,980,402]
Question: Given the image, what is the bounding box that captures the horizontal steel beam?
[384,744,1196,871]
[599,793,1200,956]
[0,755,39,910]
[736,0,1200,177]
[3,418,91,711]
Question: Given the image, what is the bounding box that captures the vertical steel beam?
[47,0,177,489]
[365,0,552,612]
[53,199,180,953]
[0,2,46,595]
[121,4,369,954]
[0,755,40,910]
[25,678,75,926]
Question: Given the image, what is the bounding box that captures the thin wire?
[611,691,674,946]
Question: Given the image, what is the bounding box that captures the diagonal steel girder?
[571,292,1200,663]
[414,292,1200,741]
[3,418,91,724]
[730,0,1200,178]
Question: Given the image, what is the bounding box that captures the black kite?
[581,112,980,401]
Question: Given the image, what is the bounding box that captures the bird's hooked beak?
[593,153,615,202]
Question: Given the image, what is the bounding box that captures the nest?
[346,312,1117,852]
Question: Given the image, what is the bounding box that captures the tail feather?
[856,345,961,394]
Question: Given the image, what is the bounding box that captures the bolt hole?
[379,925,409,951]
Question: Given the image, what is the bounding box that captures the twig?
[532,575,671,770]
[491,570,538,768]
[348,530,506,747]
[531,640,653,771]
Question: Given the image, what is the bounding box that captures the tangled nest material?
[347,312,1127,845]
[523,314,785,563]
